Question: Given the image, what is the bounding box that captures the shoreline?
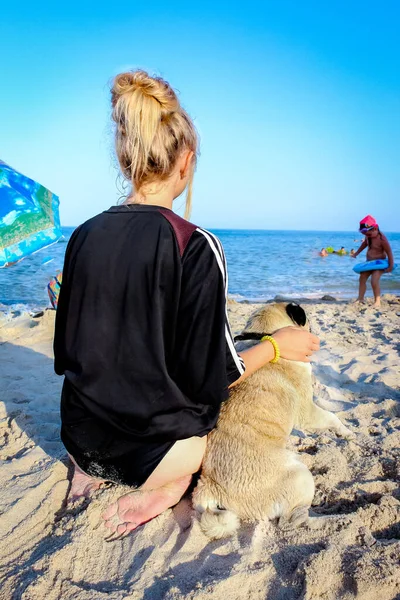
[0,297,399,599]
[2,291,400,316]
[2,228,399,309]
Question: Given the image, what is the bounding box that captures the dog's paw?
[278,506,310,531]
[337,426,356,440]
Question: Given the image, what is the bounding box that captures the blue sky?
[1,1,399,231]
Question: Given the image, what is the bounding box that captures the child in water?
[352,215,394,307]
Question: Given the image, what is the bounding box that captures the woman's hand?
[383,266,393,273]
[273,326,320,362]
[231,326,320,388]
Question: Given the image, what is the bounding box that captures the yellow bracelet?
[261,335,280,364]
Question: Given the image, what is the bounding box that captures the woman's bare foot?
[68,462,105,502]
[102,475,192,539]
[372,300,381,308]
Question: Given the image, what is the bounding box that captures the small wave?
[228,288,355,303]
[0,301,50,317]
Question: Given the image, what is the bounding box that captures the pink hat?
[359,215,378,232]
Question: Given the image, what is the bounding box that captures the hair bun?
[111,69,179,114]
[111,68,198,220]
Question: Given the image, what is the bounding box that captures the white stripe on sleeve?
[196,228,245,376]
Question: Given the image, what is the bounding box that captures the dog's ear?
[286,302,307,326]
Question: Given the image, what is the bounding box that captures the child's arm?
[382,236,394,272]
[352,239,368,258]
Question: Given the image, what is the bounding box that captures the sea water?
[1,227,399,310]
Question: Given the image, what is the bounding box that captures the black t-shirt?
[54,204,245,484]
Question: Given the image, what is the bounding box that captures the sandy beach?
[1,296,399,600]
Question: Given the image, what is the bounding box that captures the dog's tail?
[198,506,240,539]
[193,478,240,539]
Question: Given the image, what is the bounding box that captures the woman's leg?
[68,454,107,501]
[371,270,383,307]
[102,436,207,538]
[356,272,370,302]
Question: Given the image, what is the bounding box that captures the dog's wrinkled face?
[244,302,309,335]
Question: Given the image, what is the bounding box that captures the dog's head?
[237,302,309,342]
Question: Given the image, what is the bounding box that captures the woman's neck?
[125,194,174,210]
[125,182,177,210]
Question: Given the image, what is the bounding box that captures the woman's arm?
[352,239,367,258]
[230,326,320,388]
[53,226,82,375]
[178,231,320,394]
[176,231,245,404]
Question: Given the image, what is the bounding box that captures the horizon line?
[61,225,400,234]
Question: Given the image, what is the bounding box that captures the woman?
[54,70,320,538]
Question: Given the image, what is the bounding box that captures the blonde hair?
[111,69,198,219]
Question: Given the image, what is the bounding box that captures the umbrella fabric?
[0,161,61,268]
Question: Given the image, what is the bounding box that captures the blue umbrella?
[0,161,61,267]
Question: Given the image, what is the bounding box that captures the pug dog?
[192,302,353,539]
